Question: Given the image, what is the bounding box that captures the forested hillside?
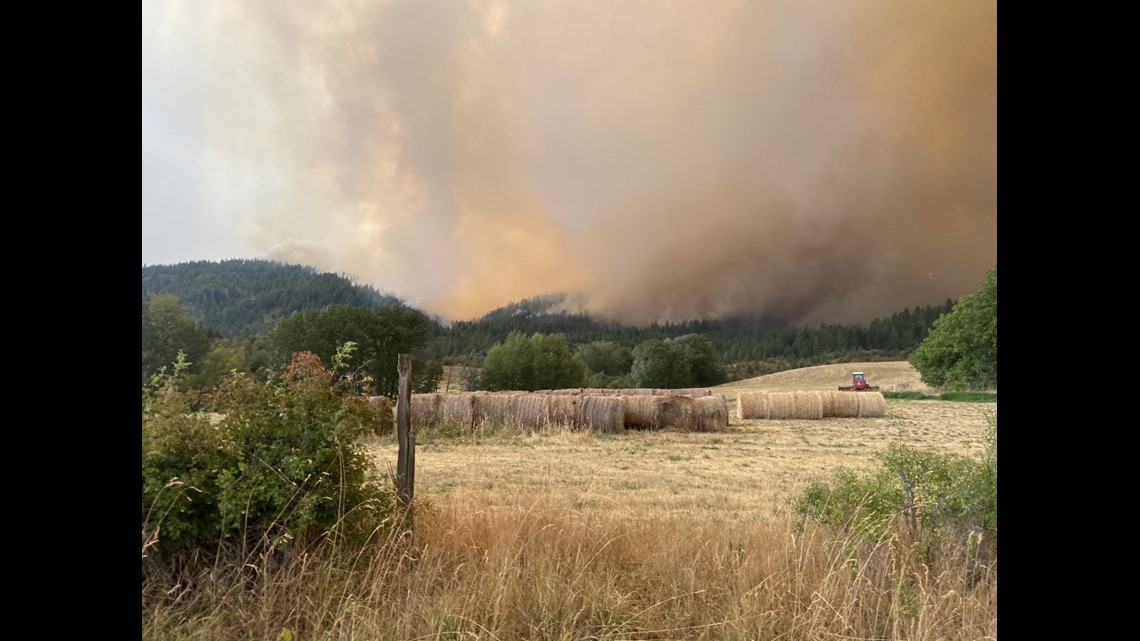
[142,259,406,337]
[142,260,955,379]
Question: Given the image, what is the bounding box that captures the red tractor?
[838,371,880,392]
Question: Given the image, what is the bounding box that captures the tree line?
[142,260,994,393]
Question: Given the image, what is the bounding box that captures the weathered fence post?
[396,353,415,504]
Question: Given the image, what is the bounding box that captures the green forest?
[142,259,973,392]
[142,259,408,337]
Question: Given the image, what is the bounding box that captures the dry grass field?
[144,362,996,640]
[719,361,937,395]
[369,362,996,519]
[350,362,997,638]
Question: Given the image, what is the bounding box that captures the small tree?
[630,339,691,388]
[481,331,586,391]
[141,294,213,384]
[671,333,727,386]
[629,334,725,388]
[412,359,445,393]
[577,341,633,376]
[461,365,483,392]
[269,304,434,398]
[184,343,243,390]
[909,267,997,390]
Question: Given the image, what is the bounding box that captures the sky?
[142,0,996,326]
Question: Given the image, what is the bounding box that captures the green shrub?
[938,391,997,403]
[795,418,997,558]
[795,468,904,545]
[882,391,932,401]
[142,350,396,557]
[881,391,997,403]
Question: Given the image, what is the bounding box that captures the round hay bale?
[829,390,857,419]
[830,391,859,418]
[792,391,824,420]
[691,395,728,431]
[737,391,769,420]
[544,395,579,427]
[666,388,713,397]
[766,392,796,420]
[473,393,513,428]
[660,395,697,430]
[622,395,664,430]
[819,390,837,417]
[511,393,548,428]
[409,393,442,428]
[856,392,887,418]
[441,393,476,430]
[577,395,624,433]
[365,396,396,435]
[606,388,630,397]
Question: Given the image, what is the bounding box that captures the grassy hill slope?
[714,361,930,404]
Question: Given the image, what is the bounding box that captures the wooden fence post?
[396,353,415,504]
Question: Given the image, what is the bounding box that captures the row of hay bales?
[406,391,728,432]
[621,394,728,432]
[737,390,887,420]
[536,388,713,397]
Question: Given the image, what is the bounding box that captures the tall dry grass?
[143,499,996,641]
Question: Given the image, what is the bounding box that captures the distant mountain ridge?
[142,259,408,337]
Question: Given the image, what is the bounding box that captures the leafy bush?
[909,266,997,390]
[269,303,435,398]
[576,341,633,377]
[882,391,932,401]
[796,418,996,561]
[142,351,396,557]
[142,293,213,385]
[938,391,997,403]
[584,371,633,389]
[881,391,998,402]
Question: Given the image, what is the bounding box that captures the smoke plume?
[142,0,996,326]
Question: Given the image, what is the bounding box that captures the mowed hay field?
[719,361,936,396]
[368,362,996,519]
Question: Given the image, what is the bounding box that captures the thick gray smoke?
[142,0,996,326]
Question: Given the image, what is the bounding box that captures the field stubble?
[354,398,998,638]
[368,399,996,520]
